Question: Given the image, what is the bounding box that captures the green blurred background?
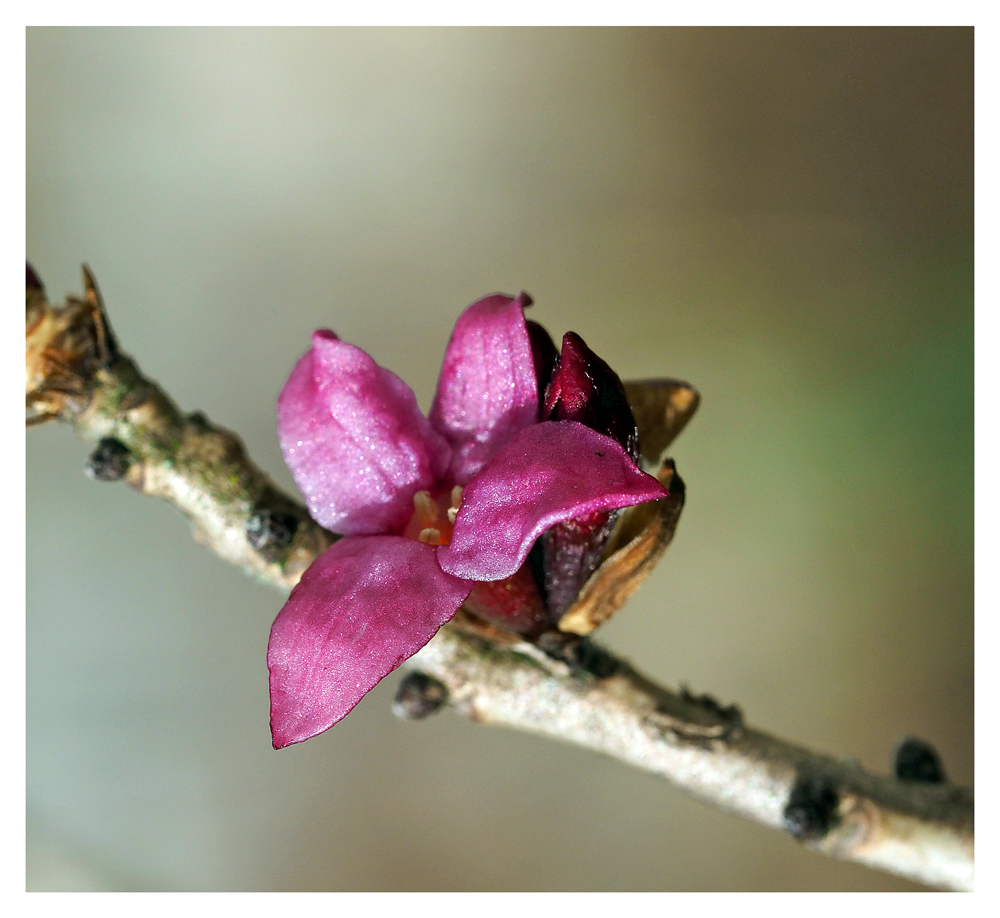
[26,27,972,891]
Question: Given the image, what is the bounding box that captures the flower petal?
[278,330,451,535]
[438,420,669,582]
[267,535,472,748]
[429,293,539,485]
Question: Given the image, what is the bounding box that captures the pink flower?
[268,294,667,748]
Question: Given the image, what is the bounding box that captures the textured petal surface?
[278,330,451,535]
[268,535,472,748]
[429,293,539,484]
[438,420,669,581]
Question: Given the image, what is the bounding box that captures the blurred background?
[26,28,972,891]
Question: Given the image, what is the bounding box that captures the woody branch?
[25,266,974,891]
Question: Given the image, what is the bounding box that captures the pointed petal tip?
[310,328,340,346]
[270,718,332,749]
[268,690,357,748]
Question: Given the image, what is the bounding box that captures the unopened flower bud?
[539,332,644,618]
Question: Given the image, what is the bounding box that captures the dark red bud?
[541,508,620,619]
[526,319,558,409]
[542,332,639,463]
[539,332,644,619]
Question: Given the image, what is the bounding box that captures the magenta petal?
[438,420,668,581]
[278,330,452,535]
[268,535,472,748]
[429,293,539,485]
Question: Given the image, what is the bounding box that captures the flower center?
[402,486,463,546]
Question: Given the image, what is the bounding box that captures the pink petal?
[437,420,668,581]
[268,535,472,748]
[429,293,539,485]
[278,330,451,536]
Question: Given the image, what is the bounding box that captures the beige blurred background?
[26,28,972,891]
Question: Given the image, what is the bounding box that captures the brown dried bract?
[623,378,700,470]
[557,459,685,635]
[555,377,698,636]
[26,264,117,424]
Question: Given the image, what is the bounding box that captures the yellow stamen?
[406,488,459,545]
[413,490,438,524]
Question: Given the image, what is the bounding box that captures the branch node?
[535,631,621,680]
[783,772,841,841]
[247,507,300,555]
[85,437,133,482]
[894,737,946,784]
[393,672,449,720]
[679,684,744,729]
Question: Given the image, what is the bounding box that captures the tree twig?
[26,266,974,891]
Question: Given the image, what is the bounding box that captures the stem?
[407,626,973,891]
[26,266,974,891]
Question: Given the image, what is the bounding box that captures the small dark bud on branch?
[246,508,299,552]
[536,631,622,679]
[894,737,946,784]
[783,773,841,841]
[85,438,133,482]
[392,672,449,719]
[679,685,743,727]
